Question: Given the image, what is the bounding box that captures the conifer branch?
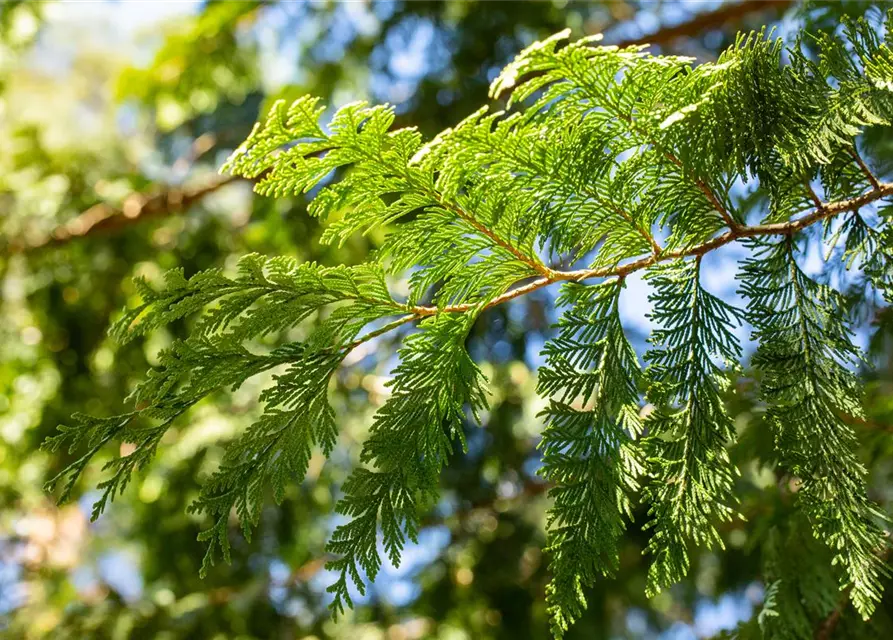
[346,314,418,349]
[400,183,893,321]
[334,181,893,375]
[48,17,893,638]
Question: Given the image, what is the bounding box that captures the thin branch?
[361,132,555,279]
[670,151,742,231]
[587,188,663,255]
[848,146,882,191]
[403,182,893,319]
[435,195,558,278]
[213,181,892,364]
[469,130,662,256]
[612,111,742,233]
[612,0,794,49]
[815,603,845,640]
[171,132,218,175]
[838,412,893,434]
[347,314,418,349]
[804,180,824,210]
[9,176,241,253]
[815,533,891,640]
[324,182,893,369]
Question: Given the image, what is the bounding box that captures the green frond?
[641,258,743,595]
[47,254,409,529]
[537,280,643,637]
[190,350,345,575]
[325,313,487,615]
[741,237,890,618]
[113,253,405,345]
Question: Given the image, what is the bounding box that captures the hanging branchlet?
[741,237,890,619]
[641,257,743,596]
[537,280,643,637]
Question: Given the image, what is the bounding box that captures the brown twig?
[613,0,794,49]
[815,606,844,640]
[171,132,218,175]
[848,146,882,191]
[613,110,743,233]
[397,182,893,320]
[8,175,241,253]
[815,533,892,640]
[342,182,893,384]
[804,180,824,210]
[435,195,558,279]
[670,150,742,231]
[838,412,893,434]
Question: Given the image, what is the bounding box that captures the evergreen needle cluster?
[47,11,893,638]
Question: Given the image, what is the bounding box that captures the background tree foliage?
[1,2,892,639]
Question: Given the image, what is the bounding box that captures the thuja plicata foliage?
[46,11,893,638]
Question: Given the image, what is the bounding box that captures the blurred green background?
[1,1,891,638]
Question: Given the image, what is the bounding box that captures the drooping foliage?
[47,10,893,638]
[641,258,743,598]
[742,237,888,618]
[536,280,643,635]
